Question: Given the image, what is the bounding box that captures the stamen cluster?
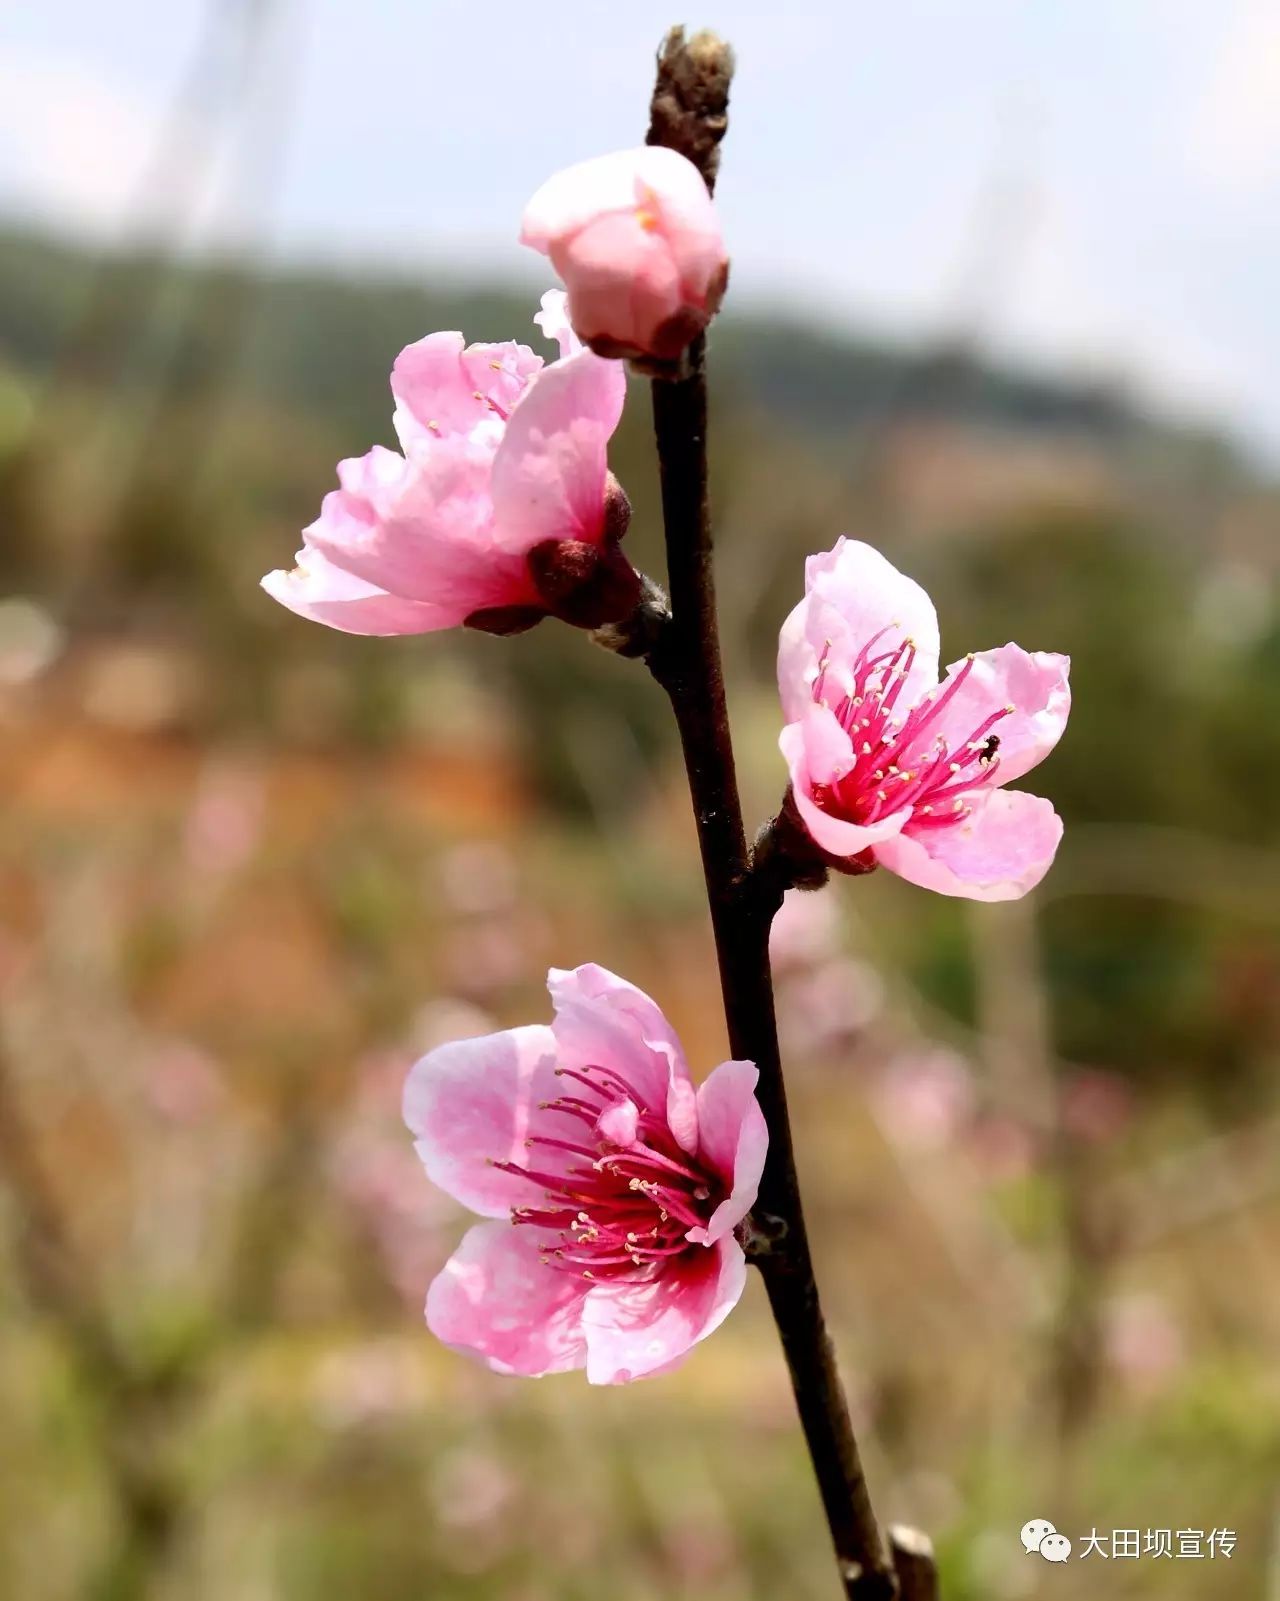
[499,1065,722,1282]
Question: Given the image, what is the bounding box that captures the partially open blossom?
[262,293,636,636]
[778,539,1070,900]
[521,147,728,364]
[403,963,767,1383]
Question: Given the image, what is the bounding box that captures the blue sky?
[4,0,1280,458]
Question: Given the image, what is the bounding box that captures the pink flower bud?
[521,147,728,364]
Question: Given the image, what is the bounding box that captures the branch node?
[891,1524,940,1601]
[741,1209,789,1261]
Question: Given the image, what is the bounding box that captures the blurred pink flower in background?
[768,887,841,972]
[431,1445,517,1534]
[522,147,727,363]
[142,1038,225,1125]
[312,1339,425,1430]
[332,1043,478,1305]
[1061,1068,1135,1146]
[778,538,1070,899]
[769,888,883,1058]
[263,294,635,636]
[966,1113,1042,1186]
[182,759,265,884]
[404,963,766,1383]
[1102,1292,1186,1393]
[777,958,884,1060]
[872,1047,975,1153]
[438,840,518,918]
[445,924,530,1001]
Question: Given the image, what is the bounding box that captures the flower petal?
[780,720,911,860]
[391,331,542,452]
[534,288,581,358]
[581,1236,747,1384]
[521,146,706,249]
[403,1025,560,1218]
[548,964,698,1154]
[778,538,940,723]
[426,1222,588,1377]
[489,349,626,553]
[261,546,457,635]
[303,441,537,615]
[912,646,1070,785]
[686,1060,767,1247]
[875,789,1063,901]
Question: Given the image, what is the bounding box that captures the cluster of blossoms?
[263,140,1070,1380]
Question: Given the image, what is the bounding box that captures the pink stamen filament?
[811,642,1015,834]
[499,1090,725,1281]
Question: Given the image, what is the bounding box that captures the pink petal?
[780,721,911,860]
[547,214,678,351]
[581,1236,747,1384]
[261,547,457,636]
[777,539,941,724]
[596,1097,640,1146]
[686,1060,767,1247]
[390,331,542,452]
[875,789,1064,901]
[547,964,698,1155]
[912,646,1070,785]
[790,702,857,786]
[534,289,581,358]
[520,146,708,251]
[403,1025,561,1217]
[426,1222,588,1377]
[489,349,626,553]
[303,440,535,615]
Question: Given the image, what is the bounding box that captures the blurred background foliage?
[1,162,1279,1601]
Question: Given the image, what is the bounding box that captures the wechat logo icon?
[1021,1519,1072,1562]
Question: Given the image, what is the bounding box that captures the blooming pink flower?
[403,963,767,1383]
[778,538,1070,900]
[262,293,635,636]
[521,147,728,363]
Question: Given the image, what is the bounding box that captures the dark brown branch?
[640,27,923,1601]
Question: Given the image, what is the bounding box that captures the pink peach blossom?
[778,538,1070,900]
[521,147,728,363]
[403,963,767,1383]
[262,293,635,635]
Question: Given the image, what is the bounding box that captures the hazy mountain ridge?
[0,223,1228,465]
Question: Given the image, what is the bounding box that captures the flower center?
[494,1065,721,1283]
[811,632,1013,832]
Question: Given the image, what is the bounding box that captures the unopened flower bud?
[521,147,728,364]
